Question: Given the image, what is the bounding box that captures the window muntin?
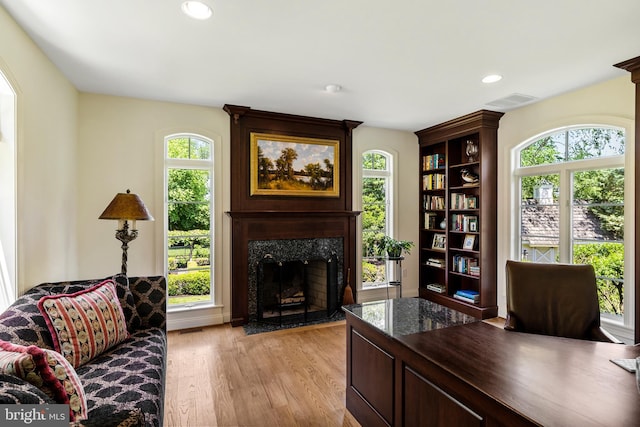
[362,151,393,288]
[515,126,626,322]
[165,135,214,308]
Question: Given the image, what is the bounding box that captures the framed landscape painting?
[250,133,340,197]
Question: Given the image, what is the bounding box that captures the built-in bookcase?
[416,110,503,319]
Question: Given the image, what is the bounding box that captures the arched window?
[361,150,394,288]
[165,134,214,308]
[513,126,627,324]
[0,70,16,311]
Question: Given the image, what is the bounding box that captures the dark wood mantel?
[224,105,362,325]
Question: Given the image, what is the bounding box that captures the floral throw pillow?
[38,280,130,368]
[0,340,87,421]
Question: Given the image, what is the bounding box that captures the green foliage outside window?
[573,243,624,315]
[168,137,210,160]
[167,270,211,296]
[168,169,210,231]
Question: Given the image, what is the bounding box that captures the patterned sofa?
[0,275,166,427]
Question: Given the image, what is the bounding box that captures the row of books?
[423,173,446,190]
[450,193,477,210]
[453,289,479,304]
[452,255,479,275]
[424,213,437,229]
[451,214,478,232]
[423,194,445,210]
[422,154,445,171]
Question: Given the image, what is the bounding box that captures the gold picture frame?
[250,133,340,197]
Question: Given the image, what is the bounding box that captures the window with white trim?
[361,150,394,288]
[0,70,16,311]
[165,134,214,308]
[514,126,628,324]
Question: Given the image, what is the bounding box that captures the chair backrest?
[504,260,603,341]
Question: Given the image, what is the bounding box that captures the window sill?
[167,302,222,313]
[361,283,400,291]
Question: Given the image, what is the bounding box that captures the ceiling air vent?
[485,93,538,110]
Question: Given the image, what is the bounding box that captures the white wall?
[0,6,79,294]
[497,76,635,338]
[76,94,231,328]
[352,126,419,302]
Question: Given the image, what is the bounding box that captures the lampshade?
[99,189,154,221]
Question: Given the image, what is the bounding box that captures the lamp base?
[114,222,139,275]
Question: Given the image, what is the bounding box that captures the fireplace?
[249,238,342,323]
[225,105,362,325]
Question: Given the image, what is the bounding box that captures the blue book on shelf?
[456,290,479,299]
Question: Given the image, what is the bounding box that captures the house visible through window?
[165,135,214,308]
[361,150,393,288]
[515,126,626,323]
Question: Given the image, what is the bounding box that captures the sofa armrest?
[128,276,167,330]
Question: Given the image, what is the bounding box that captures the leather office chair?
[504,260,621,343]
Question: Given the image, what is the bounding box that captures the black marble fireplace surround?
[248,238,343,322]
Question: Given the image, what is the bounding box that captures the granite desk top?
[342,298,479,338]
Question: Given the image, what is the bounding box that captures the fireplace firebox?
[257,253,338,324]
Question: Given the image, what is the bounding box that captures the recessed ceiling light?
[482,74,503,84]
[325,84,342,93]
[181,1,212,20]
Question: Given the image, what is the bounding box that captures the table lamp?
[99,189,154,275]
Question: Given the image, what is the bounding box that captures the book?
[455,290,479,301]
[427,257,445,267]
[453,293,478,304]
[426,283,445,293]
[424,212,436,229]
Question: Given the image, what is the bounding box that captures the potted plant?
[375,235,414,259]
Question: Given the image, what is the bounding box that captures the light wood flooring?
[164,320,361,427]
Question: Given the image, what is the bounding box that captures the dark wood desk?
[344,299,640,427]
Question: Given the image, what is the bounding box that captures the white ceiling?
[2,0,640,131]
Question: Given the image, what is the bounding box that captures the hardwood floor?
[164,321,361,427]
